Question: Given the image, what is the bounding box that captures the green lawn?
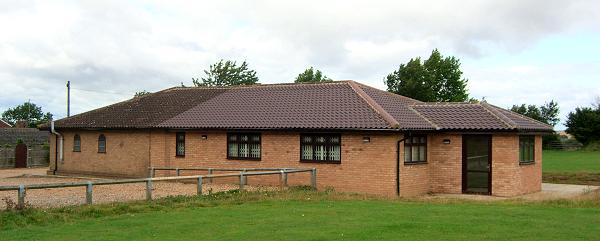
[2,190,600,240]
[543,150,600,173]
[542,150,600,185]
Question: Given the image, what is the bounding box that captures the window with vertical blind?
[98,134,106,153]
[227,133,261,160]
[176,132,185,156]
[519,136,535,163]
[404,135,427,163]
[300,134,341,163]
[73,134,81,152]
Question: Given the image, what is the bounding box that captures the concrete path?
[0,167,48,178]
[519,183,600,200]
[426,183,599,201]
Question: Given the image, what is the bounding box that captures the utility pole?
[66,81,71,117]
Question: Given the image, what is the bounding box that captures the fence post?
[176,168,180,177]
[242,168,247,185]
[197,176,203,195]
[239,172,245,190]
[311,168,317,189]
[208,168,213,183]
[279,170,285,188]
[17,184,25,209]
[86,181,93,205]
[149,167,155,178]
[146,179,153,201]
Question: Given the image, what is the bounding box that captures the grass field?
[543,150,600,185]
[543,150,600,173]
[2,189,600,240]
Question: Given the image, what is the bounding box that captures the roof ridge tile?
[485,103,554,129]
[346,81,400,128]
[407,106,440,130]
[352,81,424,104]
[479,102,517,129]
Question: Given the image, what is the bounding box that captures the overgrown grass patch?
[543,172,600,186]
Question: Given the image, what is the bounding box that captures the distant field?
[543,150,600,173]
[543,150,600,185]
[1,190,600,241]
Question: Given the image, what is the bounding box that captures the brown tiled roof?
[54,88,227,128]
[0,119,11,128]
[52,81,553,132]
[158,82,391,129]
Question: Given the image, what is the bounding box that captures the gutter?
[50,121,63,175]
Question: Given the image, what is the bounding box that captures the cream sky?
[1,0,599,129]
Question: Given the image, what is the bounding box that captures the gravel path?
[0,169,277,209]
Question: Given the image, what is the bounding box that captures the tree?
[385,49,469,102]
[294,67,332,83]
[134,91,151,98]
[192,60,259,87]
[540,101,560,127]
[510,100,560,126]
[1,102,53,128]
[565,106,600,145]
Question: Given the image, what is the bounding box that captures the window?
[404,135,427,163]
[300,134,341,163]
[98,134,106,153]
[176,132,185,156]
[227,133,261,160]
[519,136,535,163]
[73,134,81,152]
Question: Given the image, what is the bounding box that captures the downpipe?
[50,121,63,175]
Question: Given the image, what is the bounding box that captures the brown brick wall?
[429,134,462,194]
[50,130,151,177]
[519,135,542,194]
[492,134,542,196]
[47,130,542,197]
[398,135,430,196]
[150,131,400,196]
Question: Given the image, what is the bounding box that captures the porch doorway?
[462,135,492,194]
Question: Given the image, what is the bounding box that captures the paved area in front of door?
[0,167,48,178]
[428,183,600,201]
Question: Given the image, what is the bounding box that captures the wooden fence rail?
[0,168,317,209]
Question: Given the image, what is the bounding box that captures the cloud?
[0,0,599,129]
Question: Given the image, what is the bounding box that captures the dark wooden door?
[462,135,492,195]
[15,143,27,168]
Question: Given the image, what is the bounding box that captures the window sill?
[519,161,535,166]
[404,161,428,165]
[300,160,341,164]
[227,158,261,161]
[98,152,106,154]
[175,155,185,158]
[73,151,80,153]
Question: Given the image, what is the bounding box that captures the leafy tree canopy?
[385,49,469,102]
[1,102,53,128]
[193,60,259,87]
[294,67,332,83]
[510,100,560,127]
[565,99,600,145]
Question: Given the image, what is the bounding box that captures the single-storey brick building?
[46,81,552,197]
